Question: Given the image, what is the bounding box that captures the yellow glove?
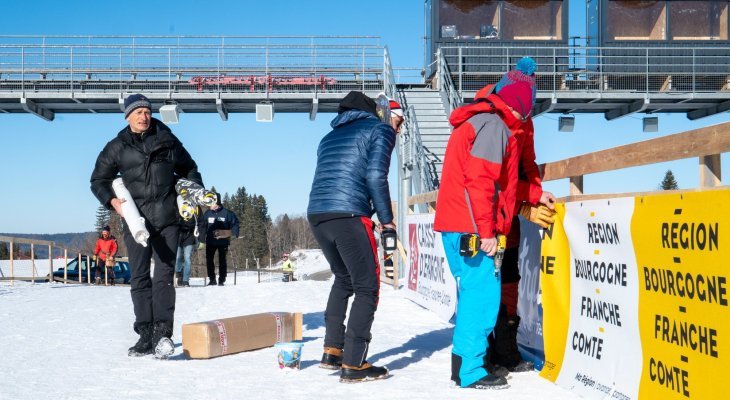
[518,203,556,229]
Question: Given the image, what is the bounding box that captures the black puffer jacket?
[90,118,203,231]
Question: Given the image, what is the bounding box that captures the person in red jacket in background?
[94,225,118,285]
[433,57,556,390]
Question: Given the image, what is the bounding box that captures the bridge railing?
[440,45,730,96]
[408,121,730,210]
[0,35,386,94]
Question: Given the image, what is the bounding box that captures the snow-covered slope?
[1,276,579,399]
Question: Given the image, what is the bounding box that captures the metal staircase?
[400,87,451,189]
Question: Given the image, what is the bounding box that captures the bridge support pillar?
[309,98,318,121]
[216,98,228,121]
[20,97,54,121]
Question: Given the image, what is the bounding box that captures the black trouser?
[206,245,228,283]
[309,215,380,367]
[124,223,178,333]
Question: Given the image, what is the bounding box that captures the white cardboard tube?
[112,177,150,247]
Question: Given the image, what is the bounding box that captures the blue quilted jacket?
[307,110,396,224]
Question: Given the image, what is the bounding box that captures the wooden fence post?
[9,241,14,285]
[48,244,52,284]
[31,244,35,284]
[699,154,721,187]
[570,176,584,196]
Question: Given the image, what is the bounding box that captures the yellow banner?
[539,203,571,383]
[633,191,730,400]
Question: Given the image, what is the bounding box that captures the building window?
[439,0,500,39]
[607,1,667,41]
[669,1,728,40]
[502,1,563,40]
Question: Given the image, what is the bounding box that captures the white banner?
[555,197,642,400]
[405,213,457,321]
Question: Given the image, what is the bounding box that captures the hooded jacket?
[90,118,203,231]
[307,109,396,224]
[433,86,543,238]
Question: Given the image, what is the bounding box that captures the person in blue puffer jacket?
[307,91,398,383]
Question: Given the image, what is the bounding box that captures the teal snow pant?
[441,232,501,387]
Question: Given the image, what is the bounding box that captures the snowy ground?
[1,254,580,400]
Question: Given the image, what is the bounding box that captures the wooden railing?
[408,121,730,210]
[0,235,92,284]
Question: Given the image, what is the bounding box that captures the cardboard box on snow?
[182,312,303,359]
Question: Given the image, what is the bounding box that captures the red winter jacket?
[433,86,543,239]
[94,236,118,261]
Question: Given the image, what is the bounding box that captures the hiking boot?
[340,362,389,383]
[320,347,343,370]
[128,323,154,357]
[218,282,225,286]
[176,275,183,287]
[465,374,509,390]
[207,280,217,286]
[152,322,174,360]
[182,281,190,287]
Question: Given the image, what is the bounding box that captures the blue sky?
[1,0,728,234]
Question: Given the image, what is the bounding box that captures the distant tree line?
[1,186,319,267]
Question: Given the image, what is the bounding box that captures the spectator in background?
[281,253,295,282]
[388,99,405,134]
[200,193,239,286]
[175,206,200,288]
[93,225,117,285]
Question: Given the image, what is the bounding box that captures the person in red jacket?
[94,225,118,285]
[433,57,555,390]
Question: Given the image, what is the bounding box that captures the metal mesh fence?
[440,45,730,94]
[0,36,386,94]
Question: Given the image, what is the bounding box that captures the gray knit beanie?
[124,94,152,118]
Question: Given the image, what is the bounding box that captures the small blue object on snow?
[275,342,303,370]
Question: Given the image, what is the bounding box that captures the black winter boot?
[453,353,508,389]
[340,362,389,383]
[128,323,154,357]
[152,322,174,359]
[466,374,509,390]
[484,336,510,378]
[493,315,534,372]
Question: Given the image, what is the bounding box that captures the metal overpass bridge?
[1,36,728,122]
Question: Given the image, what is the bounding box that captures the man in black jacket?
[90,94,204,359]
[200,193,240,286]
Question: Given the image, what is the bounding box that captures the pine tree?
[660,170,679,190]
[0,242,9,259]
[95,205,110,233]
